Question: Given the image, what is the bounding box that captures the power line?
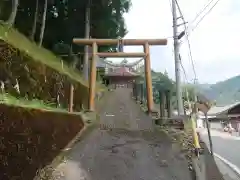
[179,54,188,81]
[179,54,193,112]
[185,33,197,80]
[191,0,221,32]
[181,0,221,82]
[174,0,197,81]
[175,0,199,115]
[190,0,215,26]
[178,0,221,43]
[175,0,221,83]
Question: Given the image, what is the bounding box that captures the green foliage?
[0,0,128,109]
[0,93,67,112]
[1,0,132,60]
[139,70,174,104]
[182,84,195,102]
[0,24,89,87]
[151,70,174,92]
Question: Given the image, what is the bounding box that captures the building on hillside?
[103,67,140,88]
[91,57,144,89]
[199,102,240,132]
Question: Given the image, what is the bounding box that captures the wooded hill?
[198,75,240,105]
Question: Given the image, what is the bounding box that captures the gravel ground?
[51,88,192,180]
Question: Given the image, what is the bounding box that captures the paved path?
[52,88,191,180]
[199,129,240,180]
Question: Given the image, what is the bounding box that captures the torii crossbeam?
[73,38,168,114]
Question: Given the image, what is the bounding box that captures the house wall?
[208,118,240,131]
[210,122,223,130]
[228,104,240,114]
[228,105,240,131]
[106,76,136,88]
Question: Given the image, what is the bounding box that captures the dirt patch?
[159,126,195,170]
[0,104,84,180]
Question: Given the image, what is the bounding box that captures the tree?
[6,0,19,26]
[163,69,168,77]
[30,0,39,40]
[39,0,48,46]
[121,59,128,64]
[182,84,195,102]
[83,0,91,80]
[149,71,174,104]
[3,0,132,66]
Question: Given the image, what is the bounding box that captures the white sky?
[108,0,240,84]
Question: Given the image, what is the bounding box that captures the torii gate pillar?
[144,43,154,114]
[89,42,98,111]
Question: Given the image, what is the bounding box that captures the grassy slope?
[0,93,71,113]
[0,23,105,91]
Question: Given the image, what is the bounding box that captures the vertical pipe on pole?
[144,42,153,114]
[159,90,162,118]
[160,91,166,118]
[136,83,139,102]
[135,83,137,100]
[193,78,199,116]
[88,42,97,111]
[166,90,172,118]
[172,0,184,115]
[132,83,135,98]
[140,84,144,104]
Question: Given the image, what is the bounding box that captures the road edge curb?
[214,153,240,178]
[52,114,99,166]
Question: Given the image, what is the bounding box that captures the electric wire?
[179,56,188,82]
[179,55,192,112]
[190,0,215,27]
[179,0,221,40]
[191,0,221,32]
[176,0,221,82]
[174,0,197,114]
[175,0,212,153]
[174,0,197,82]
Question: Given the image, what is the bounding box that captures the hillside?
[198,75,240,105]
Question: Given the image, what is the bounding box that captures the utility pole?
[172,0,184,115]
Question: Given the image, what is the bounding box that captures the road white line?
[214,153,240,177]
[198,129,240,140]
[106,114,115,117]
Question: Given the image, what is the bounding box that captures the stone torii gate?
[72,38,167,114]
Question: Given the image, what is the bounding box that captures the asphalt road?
[51,88,191,180]
[200,130,240,172]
